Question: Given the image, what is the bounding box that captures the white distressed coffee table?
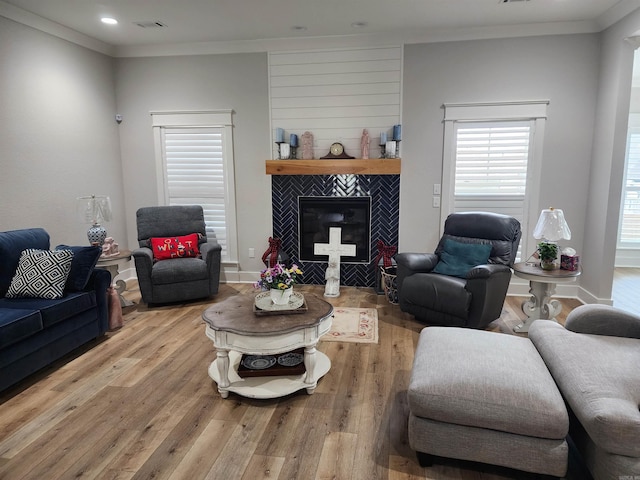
[202,292,333,399]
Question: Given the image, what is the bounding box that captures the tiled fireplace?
[271,173,400,288]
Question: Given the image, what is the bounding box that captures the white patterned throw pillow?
[6,249,74,299]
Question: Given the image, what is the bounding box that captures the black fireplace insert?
[298,196,371,263]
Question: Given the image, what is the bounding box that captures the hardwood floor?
[0,283,585,480]
[612,267,640,315]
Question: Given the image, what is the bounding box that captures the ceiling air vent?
[133,21,168,28]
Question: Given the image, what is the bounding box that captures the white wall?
[114,53,271,279]
[401,34,600,265]
[582,9,640,303]
[0,16,125,247]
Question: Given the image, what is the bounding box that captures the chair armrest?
[565,304,640,339]
[200,240,222,263]
[466,264,511,279]
[465,265,513,329]
[132,247,154,302]
[200,240,222,295]
[396,252,438,273]
[396,252,439,297]
[132,246,153,261]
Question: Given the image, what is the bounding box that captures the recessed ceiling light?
[101,17,118,25]
[351,22,368,28]
[291,25,307,31]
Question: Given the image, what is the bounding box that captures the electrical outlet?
[249,248,255,258]
[432,196,441,208]
[433,183,441,195]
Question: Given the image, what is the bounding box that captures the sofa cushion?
[6,249,73,300]
[401,273,471,320]
[0,308,43,349]
[0,292,96,329]
[55,245,102,291]
[529,320,640,458]
[150,233,200,261]
[151,257,208,284]
[0,228,50,297]
[433,239,492,278]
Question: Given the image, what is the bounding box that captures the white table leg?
[514,280,561,333]
[304,345,318,394]
[215,349,231,398]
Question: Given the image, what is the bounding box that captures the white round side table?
[96,249,133,307]
[512,262,581,333]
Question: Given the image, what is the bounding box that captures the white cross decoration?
[314,227,356,297]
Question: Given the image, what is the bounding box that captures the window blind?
[619,130,640,244]
[453,122,532,260]
[163,127,228,257]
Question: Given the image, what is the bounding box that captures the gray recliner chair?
[132,205,222,305]
[396,212,521,329]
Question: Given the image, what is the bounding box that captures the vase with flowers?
[254,263,303,305]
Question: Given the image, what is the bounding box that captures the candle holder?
[290,146,297,159]
[276,142,285,160]
[394,140,401,158]
[379,144,386,159]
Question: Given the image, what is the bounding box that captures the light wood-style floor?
[613,267,640,315]
[0,283,586,480]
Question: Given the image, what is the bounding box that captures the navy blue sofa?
[0,228,111,392]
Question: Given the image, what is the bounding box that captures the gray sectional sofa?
[529,305,640,480]
[408,304,640,479]
[0,228,111,392]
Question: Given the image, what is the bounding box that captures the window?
[442,101,548,261]
[151,111,237,264]
[618,115,640,246]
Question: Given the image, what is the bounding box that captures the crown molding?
[114,21,602,58]
[0,0,114,56]
[596,0,640,30]
[2,0,638,59]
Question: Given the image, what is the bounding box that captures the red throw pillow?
[150,233,200,261]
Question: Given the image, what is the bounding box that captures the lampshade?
[532,208,571,241]
[77,195,112,246]
[77,195,112,225]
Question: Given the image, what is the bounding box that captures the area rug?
[322,307,379,344]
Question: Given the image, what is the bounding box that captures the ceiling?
[1,0,638,56]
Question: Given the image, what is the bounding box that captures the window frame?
[618,113,640,248]
[441,101,548,261]
[151,110,238,265]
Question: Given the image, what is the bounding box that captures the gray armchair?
[132,205,222,305]
[397,212,521,329]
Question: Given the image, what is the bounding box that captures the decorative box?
[561,254,579,271]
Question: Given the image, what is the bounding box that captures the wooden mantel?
[265,159,401,175]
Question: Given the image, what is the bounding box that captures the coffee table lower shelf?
[208,350,331,399]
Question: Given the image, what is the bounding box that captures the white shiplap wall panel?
[271,94,400,109]
[271,59,400,77]
[270,71,400,88]
[269,47,402,159]
[269,47,402,65]
[272,105,400,120]
[271,82,400,98]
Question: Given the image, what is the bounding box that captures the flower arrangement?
[254,263,303,291]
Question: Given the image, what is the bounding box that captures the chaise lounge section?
[529,305,640,480]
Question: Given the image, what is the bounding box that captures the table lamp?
[77,195,112,246]
[532,207,571,269]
